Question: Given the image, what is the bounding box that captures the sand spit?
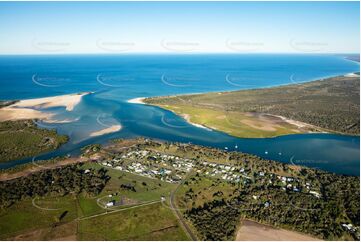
[0,92,90,122]
[127,97,145,104]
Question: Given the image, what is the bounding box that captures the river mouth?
[0,54,359,176]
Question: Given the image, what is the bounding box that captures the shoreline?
[141,73,359,138]
[179,113,213,131]
[0,92,91,122]
[127,97,146,104]
[127,97,212,130]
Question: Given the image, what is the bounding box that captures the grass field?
[0,195,78,240]
[78,203,189,240]
[174,174,237,210]
[157,104,304,138]
[145,75,360,138]
[0,163,187,240]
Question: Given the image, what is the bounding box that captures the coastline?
[0,92,91,122]
[127,97,212,130]
[175,112,213,131]
[127,97,146,104]
[140,73,359,138]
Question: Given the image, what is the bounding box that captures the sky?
[0,1,359,54]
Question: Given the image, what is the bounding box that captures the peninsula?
[144,75,360,138]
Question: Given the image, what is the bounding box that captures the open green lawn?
[0,195,78,240]
[158,104,301,138]
[174,174,237,210]
[83,163,177,202]
[78,202,189,240]
[0,162,185,240]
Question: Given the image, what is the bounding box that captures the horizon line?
[0,52,359,56]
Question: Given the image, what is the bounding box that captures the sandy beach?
[0,92,90,122]
[127,97,145,104]
[344,72,359,77]
[89,125,122,137]
[182,113,212,131]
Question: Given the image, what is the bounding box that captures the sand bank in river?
[89,125,122,137]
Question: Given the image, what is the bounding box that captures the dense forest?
[0,164,109,208]
[185,171,359,241]
[0,120,68,163]
[186,199,240,240]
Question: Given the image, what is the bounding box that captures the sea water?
[0,54,359,175]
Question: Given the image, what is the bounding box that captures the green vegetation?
[78,203,189,240]
[0,120,68,163]
[185,199,240,240]
[0,139,359,240]
[0,195,78,240]
[0,163,109,208]
[134,140,360,240]
[0,158,186,240]
[145,75,360,137]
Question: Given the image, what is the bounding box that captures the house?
[106,201,115,207]
[293,187,300,192]
[341,223,356,232]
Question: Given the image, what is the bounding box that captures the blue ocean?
[0,54,359,175]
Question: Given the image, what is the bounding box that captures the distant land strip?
[144,74,360,138]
